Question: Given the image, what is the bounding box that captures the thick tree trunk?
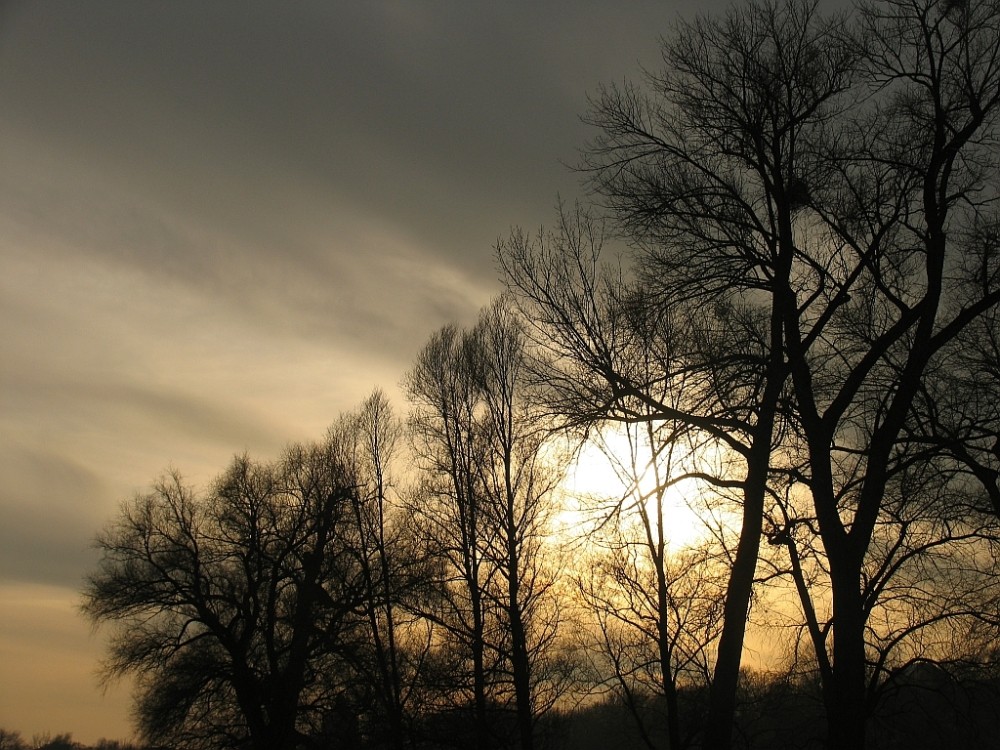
[826,559,868,750]
[701,456,768,750]
[702,307,785,750]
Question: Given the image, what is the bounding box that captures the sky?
[0,1,728,742]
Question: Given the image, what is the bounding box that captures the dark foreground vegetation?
[8,663,1000,749]
[79,0,1000,748]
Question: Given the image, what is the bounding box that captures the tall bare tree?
[406,322,498,749]
[405,298,567,750]
[472,298,568,750]
[771,1,1000,745]
[332,390,434,750]
[574,421,726,750]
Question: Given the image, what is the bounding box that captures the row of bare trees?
[84,304,579,750]
[83,0,1000,748]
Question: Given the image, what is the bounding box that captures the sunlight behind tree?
[557,426,722,550]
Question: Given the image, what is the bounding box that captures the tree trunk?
[826,558,868,750]
[470,575,490,750]
[659,632,682,750]
[509,576,534,750]
[653,506,682,750]
[702,306,785,750]
[701,454,768,750]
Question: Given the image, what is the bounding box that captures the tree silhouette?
[329,391,436,750]
[83,439,373,749]
[566,403,726,750]
[405,321,499,749]
[405,298,568,750]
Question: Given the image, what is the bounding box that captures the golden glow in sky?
[560,427,712,550]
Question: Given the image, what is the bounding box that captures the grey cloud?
[0,1,677,283]
[0,138,490,365]
[0,444,108,588]
[0,2,684,597]
[0,376,293,590]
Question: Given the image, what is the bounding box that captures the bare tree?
[82,438,371,750]
[769,1,1000,746]
[501,7,859,749]
[568,407,727,750]
[405,298,568,750]
[331,390,435,750]
[471,298,569,750]
[405,323,499,749]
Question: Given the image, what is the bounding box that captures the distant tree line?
[80,0,1000,748]
[0,730,142,750]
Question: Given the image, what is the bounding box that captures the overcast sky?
[0,1,733,742]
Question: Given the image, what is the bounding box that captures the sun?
[556,426,711,550]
